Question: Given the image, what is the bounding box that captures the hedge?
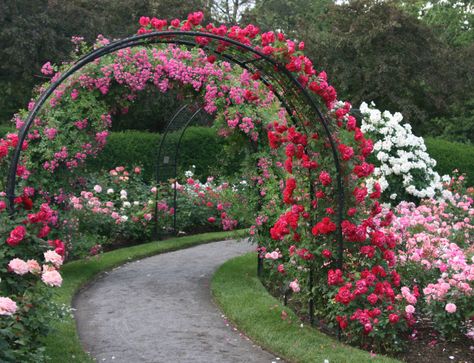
[425,137,474,185]
[85,126,246,180]
[1,124,472,185]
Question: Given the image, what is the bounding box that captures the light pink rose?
[289,279,300,293]
[44,250,63,267]
[8,258,29,275]
[405,305,415,314]
[0,297,17,316]
[27,259,41,274]
[445,303,457,313]
[93,185,102,193]
[41,269,62,287]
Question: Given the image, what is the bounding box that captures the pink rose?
[41,269,62,287]
[44,250,63,268]
[445,303,457,314]
[405,305,415,315]
[8,258,29,275]
[93,185,102,193]
[0,297,17,316]
[289,279,300,293]
[27,259,41,274]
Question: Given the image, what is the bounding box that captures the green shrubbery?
[85,127,246,181]
[425,138,474,185]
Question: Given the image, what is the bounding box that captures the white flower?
[133,201,140,206]
[107,188,114,194]
[184,170,194,178]
[123,201,131,208]
[120,215,128,222]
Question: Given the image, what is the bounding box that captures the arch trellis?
[5,30,345,270]
[154,103,213,236]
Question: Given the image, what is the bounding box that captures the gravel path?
[74,239,281,363]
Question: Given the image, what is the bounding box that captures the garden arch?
[5,30,345,268]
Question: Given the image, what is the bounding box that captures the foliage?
[400,0,474,47]
[87,127,244,181]
[425,137,474,186]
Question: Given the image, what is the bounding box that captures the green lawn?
[44,230,247,362]
[211,253,402,363]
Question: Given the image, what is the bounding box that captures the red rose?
[139,16,150,27]
[322,249,332,259]
[207,217,216,223]
[335,285,354,305]
[338,144,354,161]
[318,171,332,186]
[389,314,399,323]
[367,293,378,305]
[6,225,26,246]
[336,315,348,330]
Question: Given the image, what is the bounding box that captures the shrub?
[85,127,245,181]
[425,137,474,186]
[360,102,445,204]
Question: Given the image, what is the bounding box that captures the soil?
[398,323,474,363]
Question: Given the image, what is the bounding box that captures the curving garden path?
[74,239,282,363]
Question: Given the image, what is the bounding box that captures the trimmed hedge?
[1,124,472,185]
[425,137,474,185]
[85,127,245,180]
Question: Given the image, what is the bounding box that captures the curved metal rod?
[152,103,190,239]
[155,103,190,184]
[6,30,345,269]
[172,108,203,233]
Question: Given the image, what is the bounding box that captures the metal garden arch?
[5,30,345,272]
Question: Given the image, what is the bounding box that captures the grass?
[43,229,248,362]
[211,253,402,363]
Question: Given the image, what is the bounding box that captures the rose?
[445,303,457,314]
[8,258,29,275]
[41,269,62,287]
[405,305,415,314]
[6,225,26,246]
[389,313,399,323]
[0,297,17,316]
[44,250,63,268]
[27,259,41,274]
[289,279,300,293]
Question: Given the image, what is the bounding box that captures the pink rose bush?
[388,175,473,340]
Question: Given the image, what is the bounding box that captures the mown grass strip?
[44,229,247,362]
[211,253,402,363]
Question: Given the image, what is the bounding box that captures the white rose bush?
[360,102,447,204]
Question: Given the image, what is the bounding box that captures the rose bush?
[360,102,447,204]
[388,174,473,341]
